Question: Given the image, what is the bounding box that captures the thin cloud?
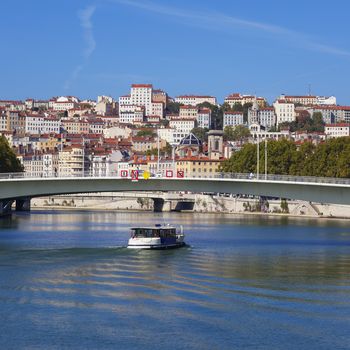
[64,5,96,91]
[78,5,96,58]
[109,0,350,57]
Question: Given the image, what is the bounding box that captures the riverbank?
[30,192,350,219]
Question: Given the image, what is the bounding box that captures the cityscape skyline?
[1,0,350,103]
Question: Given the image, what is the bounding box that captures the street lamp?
[256,134,260,180]
[265,137,267,180]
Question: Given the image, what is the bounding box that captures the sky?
[1,0,350,104]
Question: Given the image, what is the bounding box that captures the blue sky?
[1,0,350,104]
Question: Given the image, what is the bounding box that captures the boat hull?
[127,241,186,249]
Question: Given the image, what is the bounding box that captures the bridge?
[1,172,350,215]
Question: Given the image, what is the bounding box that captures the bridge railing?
[1,171,350,185]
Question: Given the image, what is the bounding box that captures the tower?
[208,130,223,160]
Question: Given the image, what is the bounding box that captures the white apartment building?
[119,105,145,124]
[175,95,217,106]
[258,108,276,129]
[307,106,350,124]
[317,96,337,105]
[169,117,196,134]
[21,154,44,177]
[325,123,350,138]
[119,84,164,118]
[0,112,7,131]
[43,117,60,134]
[25,114,44,134]
[279,94,336,106]
[89,120,105,134]
[25,115,61,134]
[42,153,59,177]
[157,127,188,145]
[223,112,244,128]
[273,100,296,125]
[197,108,211,128]
[51,96,79,111]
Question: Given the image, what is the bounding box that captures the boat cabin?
[130,226,177,238]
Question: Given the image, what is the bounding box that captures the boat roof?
[130,225,176,230]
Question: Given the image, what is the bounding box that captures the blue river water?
[0,211,350,349]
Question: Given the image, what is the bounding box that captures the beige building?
[59,145,86,177]
[225,93,266,108]
[176,156,222,178]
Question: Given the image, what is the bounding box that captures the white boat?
[127,224,185,249]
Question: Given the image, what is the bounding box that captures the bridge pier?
[153,198,171,212]
[0,199,14,217]
[16,197,31,212]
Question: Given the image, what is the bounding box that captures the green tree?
[191,127,208,142]
[224,125,251,142]
[136,129,156,137]
[165,102,181,114]
[0,136,23,173]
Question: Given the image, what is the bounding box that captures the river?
[0,211,350,349]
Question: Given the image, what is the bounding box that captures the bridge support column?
[16,197,31,212]
[152,198,172,212]
[0,199,14,217]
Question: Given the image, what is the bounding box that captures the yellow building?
[176,156,223,178]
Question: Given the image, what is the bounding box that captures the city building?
[224,93,266,108]
[175,95,217,106]
[223,111,244,128]
[273,100,296,125]
[325,123,350,138]
[197,108,211,129]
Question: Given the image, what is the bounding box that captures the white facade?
[223,112,244,128]
[175,95,217,106]
[325,124,350,138]
[258,108,276,129]
[197,108,211,128]
[317,96,337,105]
[0,113,7,131]
[119,105,144,124]
[42,153,59,177]
[273,100,295,125]
[169,118,196,134]
[25,115,44,134]
[158,128,189,145]
[119,84,164,119]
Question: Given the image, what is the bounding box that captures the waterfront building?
[176,156,222,178]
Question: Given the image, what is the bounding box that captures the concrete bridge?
[1,172,350,215]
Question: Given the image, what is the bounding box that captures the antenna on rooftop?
[308,83,312,96]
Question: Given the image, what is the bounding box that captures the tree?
[165,102,181,114]
[136,129,156,137]
[0,136,23,173]
[242,103,253,123]
[224,125,251,142]
[191,127,208,142]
